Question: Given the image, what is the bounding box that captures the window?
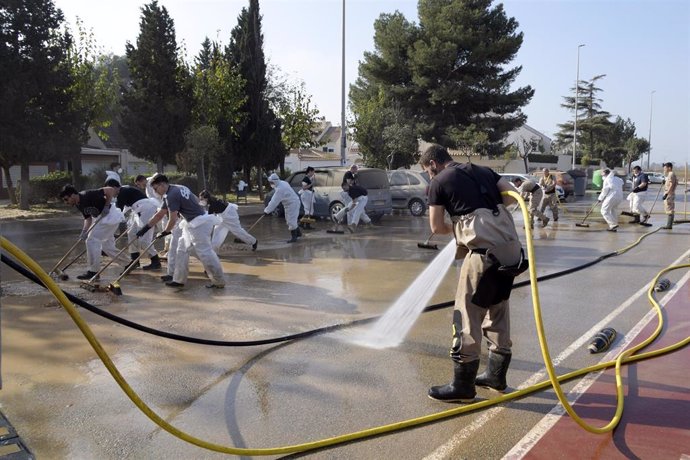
[389,171,408,186]
[358,170,389,189]
[289,173,306,187]
[406,172,421,185]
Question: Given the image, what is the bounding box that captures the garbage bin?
[592,169,603,190]
[574,177,586,196]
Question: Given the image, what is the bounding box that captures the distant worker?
[105,162,122,186]
[597,169,624,232]
[342,181,369,232]
[59,184,126,280]
[537,168,558,222]
[511,177,548,228]
[134,175,148,192]
[198,190,258,251]
[264,173,302,243]
[661,162,678,230]
[299,166,316,229]
[627,165,649,224]
[420,144,524,403]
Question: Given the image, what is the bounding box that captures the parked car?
[531,170,575,197]
[500,173,566,201]
[647,172,665,184]
[263,167,393,221]
[387,169,430,216]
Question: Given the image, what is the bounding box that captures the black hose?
[0,247,624,347]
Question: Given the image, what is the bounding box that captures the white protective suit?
[175,214,224,285]
[264,176,300,231]
[598,173,624,229]
[210,203,256,251]
[86,203,126,272]
[126,198,161,257]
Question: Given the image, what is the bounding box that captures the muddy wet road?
[1,193,688,459]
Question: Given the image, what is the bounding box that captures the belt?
[530,184,540,193]
[470,248,488,255]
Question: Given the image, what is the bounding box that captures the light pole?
[646,90,655,170]
[340,0,347,166]
[572,43,585,171]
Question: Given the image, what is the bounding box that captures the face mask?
[117,168,123,174]
[199,199,207,207]
[270,183,276,189]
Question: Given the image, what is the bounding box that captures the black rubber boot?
[295,226,303,237]
[475,351,512,392]
[76,270,98,280]
[142,254,162,270]
[287,229,298,243]
[662,213,674,229]
[120,252,140,275]
[428,360,479,402]
[629,214,640,224]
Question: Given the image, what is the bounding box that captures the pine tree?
[121,0,192,171]
[351,0,533,159]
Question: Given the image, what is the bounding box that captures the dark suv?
[264,167,393,221]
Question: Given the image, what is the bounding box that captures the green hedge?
[16,171,82,204]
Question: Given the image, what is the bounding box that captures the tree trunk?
[258,166,264,201]
[71,147,82,187]
[2,165,17,205]
[19,160,30,210]
[157,156,164,173]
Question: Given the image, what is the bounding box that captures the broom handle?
[86,237,139,283]
[110,237,159,284]
[246,214,265,233]
[49,214,105,275]
[581,201,598,223]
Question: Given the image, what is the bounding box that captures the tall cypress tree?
[227,0,283,192]
[121,0,192,171]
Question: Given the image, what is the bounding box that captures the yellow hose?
[2,196,688,454]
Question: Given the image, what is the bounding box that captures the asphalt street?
[1,186,688,459]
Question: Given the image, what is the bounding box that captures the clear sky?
[54,0,689,167]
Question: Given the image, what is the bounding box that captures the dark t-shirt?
[343,171,357,184]
[348,184,368,200]
[427,162,502,216]
[162,184,204,221]
[632,173,649,192]
[302,175,314,191]
[77,189,106,219]
[207,196,228,214]
[115,186,147,210]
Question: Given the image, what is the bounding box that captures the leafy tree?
[351,0,533,158]
[176,125,222,191]
[0,0,73,208]
[63,18,120,184]
[120,0,192,171]
[270,75,321,152]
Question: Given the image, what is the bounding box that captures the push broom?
[575,202,598,228]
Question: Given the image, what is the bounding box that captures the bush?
[163,172,200,193]
[16,171,81,204]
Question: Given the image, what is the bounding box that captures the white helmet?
[268,173,280,183]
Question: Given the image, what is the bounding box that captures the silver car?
[387,169,430,216]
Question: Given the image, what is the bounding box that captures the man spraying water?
[420,144,525,403]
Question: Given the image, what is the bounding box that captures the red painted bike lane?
[515,274,690,459]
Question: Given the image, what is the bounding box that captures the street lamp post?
[647,90,655,170]
[572,44,585,171]
[340,0,347,166]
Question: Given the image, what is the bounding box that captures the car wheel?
[408,198,426,217]
[329,201,345,222]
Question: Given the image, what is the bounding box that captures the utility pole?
[572,44,585,170]
[647,90,655,170]
[340,0,347,166]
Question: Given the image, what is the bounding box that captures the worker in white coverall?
[199,190,258,251]
[299,166,316,229]
[597,169,624,231]
[264,173,302,243]
[137,175,225,289]
[627,165,649,224]
[342,181,369,232]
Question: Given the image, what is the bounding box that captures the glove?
[632,186,640,193]
[79,230,88,241]
[663,194,668,200]
[155,230,171,240]
[135,224,151,238]
[597,200,602,203]
[101,204,110,216]
[264,212,271,216]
